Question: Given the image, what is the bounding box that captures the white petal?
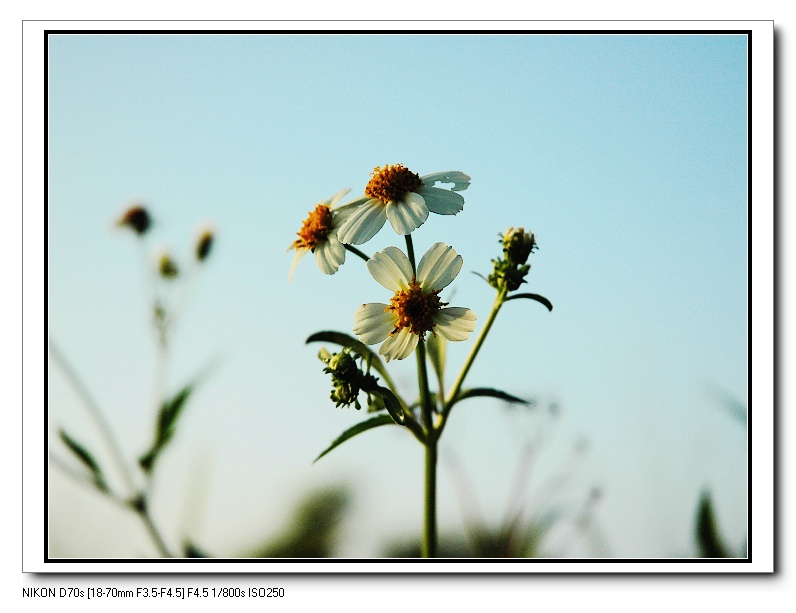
[367,246,413,292]
[433,307,477,341]
[336,199,387,245]
[420,171,471,191]
[417,242,463,291]
[417,186,464,215]
[379,328,418,362]
[314,235,345,275]
[385,193,429,235]
[354,303,396,345]
[288,247,308,282]
[326,187,352,209]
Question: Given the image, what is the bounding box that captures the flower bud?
[158,252,179,280]
[195,228,215,262]
[117,204,152,236]
[502,227,536,266]
[319,348,379,410]
[487,227,537,292]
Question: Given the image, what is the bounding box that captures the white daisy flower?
[288,188,353,281]
[353,243,477,362]
[336,164,471,245]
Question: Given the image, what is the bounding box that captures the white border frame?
[25,19,773,574]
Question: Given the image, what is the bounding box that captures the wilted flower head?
[117,204,152,236]
[353,243,477,362]
[488,227,537,292]
[288,188,353,281]
[195,227,215,262]
[336,165,471,245]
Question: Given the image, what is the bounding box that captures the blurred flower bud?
[117,204,152,236]
[195,227,215,262]
[158,252,179,280]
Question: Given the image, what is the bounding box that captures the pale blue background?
[48,33,747,558]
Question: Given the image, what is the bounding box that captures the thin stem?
[441,287,508,426]
[344,244,371,264]
[48,339,137,493]
[50,453,174,557]
[405,233,437,558]
[136,496,174,558]
[423,435,438,558]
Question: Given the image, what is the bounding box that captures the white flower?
[353,243,477,362]
[336,165,471,245]
[288,188,353,281]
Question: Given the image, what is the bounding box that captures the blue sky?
[47,33,748,558]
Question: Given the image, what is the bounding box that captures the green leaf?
[374,386,406,425]
[306,331,397,392]
[504,292,553,311]
[59,429,107,491]
[313,415,396,463]
[454,387,531,407]
[139,384,194,474]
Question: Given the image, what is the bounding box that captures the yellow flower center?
[365,164,423,204]
[387,279,446,339]
[294,204,333,250]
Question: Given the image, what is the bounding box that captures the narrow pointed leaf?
[454,387,531,407]
[696,492,731,558]
[471,271,490,284]
[139,384,194,474]
[504,292,553,311]
[306,330,399,393]
[374,386,406,425]
[59,429,107,491]
[313,415,396,463]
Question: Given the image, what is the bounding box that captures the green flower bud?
[318,348,380,410]
[487,227,537,292]
[502,227,536,266]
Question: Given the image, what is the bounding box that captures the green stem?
[441,287,508,427]
[423,433,438,558]
[133,493,174,558]
[406,234,437,558]
[344,244,370,264]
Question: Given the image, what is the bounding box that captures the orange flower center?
[365,164,423,204]
[387,279,446,339]
[294,204,334,250]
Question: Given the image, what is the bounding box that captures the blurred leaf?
[139,384,194,474]
[314,415,396,463]
[58,429,107,491]
[454,387,531,407]
[306,331,397,392]
[504,292,553,311]
[182,540,208,558]
[245,485,351,558]
[696,491,731,558]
